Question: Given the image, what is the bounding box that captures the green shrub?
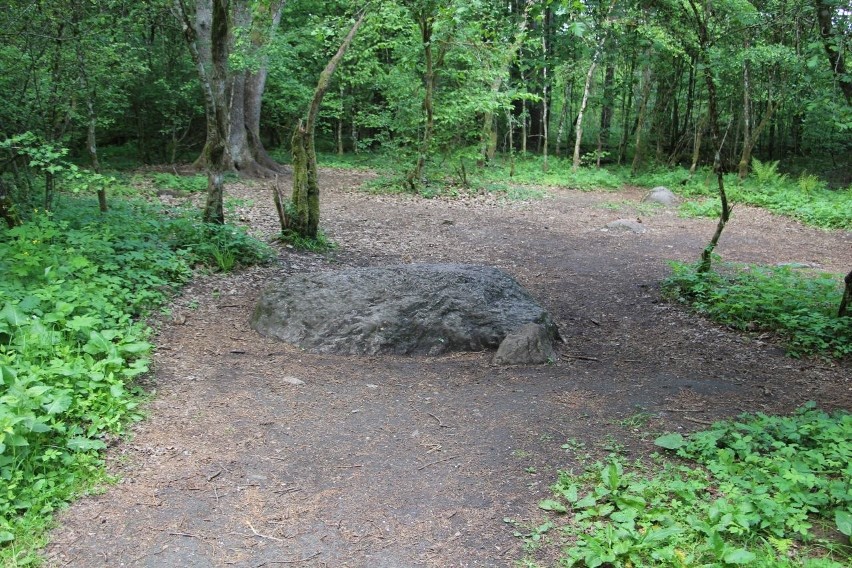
[663,262,851,358]
[0,197,270,562]
[524,405,851,567]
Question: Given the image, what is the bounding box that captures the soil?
[44,169,851,567]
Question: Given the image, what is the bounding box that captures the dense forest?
[1,0,850,212]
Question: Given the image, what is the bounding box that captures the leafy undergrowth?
[663,262,851,359]
[332,150,851,230]
[518,405,851,567]
[0,198,270,564]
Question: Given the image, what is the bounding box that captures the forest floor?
[44,168,850,567]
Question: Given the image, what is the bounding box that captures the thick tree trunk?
[839,270,852,317]
[815,0,852,104]
[180,0,286,178]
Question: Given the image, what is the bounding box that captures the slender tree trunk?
[541,34,549,172]
[410,12,435,188]
[573,46,603,171]
[72,2,107,212]
[289,10,367,238]
[479,1,530,164]
[689,111,707,176]
[617,53,636,165]
[686,0,731,274]
[631,62,652,175]
[598,63,615,166]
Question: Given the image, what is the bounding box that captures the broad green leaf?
[836,509,852,537]
[43,393,72,415]
[119,341,152,355]
[0,365,16,386]
[0,531,14,543]
[83,331,113,355]
[67,437,107,452]
[723,548,756,564]
[539,499,567,513]
[0,302,27,326]
[654,433,685,450]
[576,493,597,508]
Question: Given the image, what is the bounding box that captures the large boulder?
[251,264,559,356]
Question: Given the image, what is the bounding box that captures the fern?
[751,157,786,186]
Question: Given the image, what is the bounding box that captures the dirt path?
[45,170,850,567]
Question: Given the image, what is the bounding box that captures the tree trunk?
[177,0,286,178]
[0,179,21,228]
[479,1,530,164]
[598,63,615,166]
[815,0,852,104]
[839,270,852,317]
[288,10,367,238]
[573,46,602,171]
[687,0,732,274]
[410,12,435,188]
[541,34,549,172]
[631,62,652,175]
[617,53,636,165]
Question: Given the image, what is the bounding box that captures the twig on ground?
[335,464,363,469]
[247,520,284,542]
[664,408,705,413]
[218,304,241,308]
[207,469,223,482]
[562,354,600,362]
[417,455,460,471]
[257,551,321,565]
[428,412,450,428]
[683,416,714,426]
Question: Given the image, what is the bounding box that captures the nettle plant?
[528,405,851,568]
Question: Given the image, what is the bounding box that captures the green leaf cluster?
[0,196,270,561]
[527,406,851,567]
[663,262,851,358]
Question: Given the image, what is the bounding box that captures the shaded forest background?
[1,0,850,207]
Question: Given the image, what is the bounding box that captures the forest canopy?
[0,0,850,202]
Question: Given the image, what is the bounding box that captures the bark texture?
[288,10,367,238]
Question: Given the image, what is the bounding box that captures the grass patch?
[0,197,270,563]
[518,405,851,567]
[663,261,851,359]
[279,228,338,252]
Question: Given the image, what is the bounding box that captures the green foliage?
[279,228,337,252]
[751,158,787,186]
[0,197,270,562]
[149,172,210,193]
[525,406,851,567]
[663,262,851,358]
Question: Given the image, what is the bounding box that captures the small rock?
[605,218,646,234]
[643,186,678,206]
[366,383,379,389]
[493,323,555,366]
[282,376,305,386]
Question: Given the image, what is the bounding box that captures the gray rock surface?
[492,323,555,365]
[604,218,646,233]
[251,264,559,356]
[643,186,678,206]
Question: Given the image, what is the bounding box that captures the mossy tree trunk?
[287,9,368,239]
[839,270,852,318]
